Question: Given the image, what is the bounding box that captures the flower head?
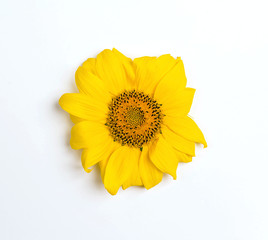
[59,49,207,195]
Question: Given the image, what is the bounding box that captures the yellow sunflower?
[59,48,207,195]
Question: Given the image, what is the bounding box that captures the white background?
[1,0,268,239]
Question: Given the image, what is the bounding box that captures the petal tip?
[144,179,162,190]
[83,168,92,173]
[58,94,67,108]
[202,140,208,148]
[106,187,119,196]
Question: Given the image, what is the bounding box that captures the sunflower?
[59,48,207,195]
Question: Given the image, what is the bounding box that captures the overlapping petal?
[161,125,195,156]
[139,145,163,189]
[164,116,207,147]
[70,121,110,150]
[112,48,136,89]
[81,58,96,75]
[160,88,195,118]
[122,155,143,190]
[104,146,140,195]
[95,49,134,95]
[154,58,187,104]
[134,54,178,96]
[59,93,107,123]
[174,149,193,163]
[98,142,121,183]
[70,114,84,124]
[75,65,111,104]
[149,136,179,179]
[81,140,119,173]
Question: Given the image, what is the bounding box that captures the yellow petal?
[134,54,177,96]
[70,115,84,124]
[99,141,121,182]
[112,48,136,89]
[75,66,111,104]
[104,146,140,195]
[154,58,187,103]
[139,145,163,190]
[134,56,157,95]
[149,136,179,179]
[155,54,178,79]
[122,153,143,190]
[70,121,110,150]
[82,58,96,75]
[161,125,195,156]
[164,116,207,147]
[95,49,133,95]
[174,149,193,163]
[161,88,196,117]
[59,93,107,123]
[81,137,115,173]
[81,150,92,173]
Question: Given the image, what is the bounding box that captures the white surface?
[1,0,268,239]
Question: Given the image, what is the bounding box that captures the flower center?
[125,106,145,128]
[106,90,164,148]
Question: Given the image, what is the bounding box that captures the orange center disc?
[106,90,164,148]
